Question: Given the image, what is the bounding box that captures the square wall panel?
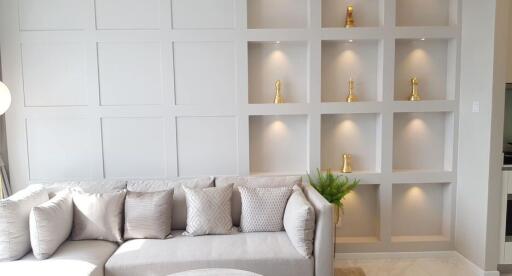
[395,39,449,100]
[95,0,160,29]
[19,0,88,30]
[26,118,96,180]
[250,115,307,174]
[171,0,235,29]
[322,40,379,102]
[22,43,87,106]
[176,116,237,176]
[337,184,380,239]
[102,117,166,178]
[174,42,236,106]
[322,0,381,28]
[393,112,449,171]
[248,0,308,29]
[249,42,308,104]
[321,114,378,172]
[98,42,163,106]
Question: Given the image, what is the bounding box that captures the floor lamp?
[0,81,11,199]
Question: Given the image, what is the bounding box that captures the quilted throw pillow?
[183,184,235,236]
[239,186,293,232]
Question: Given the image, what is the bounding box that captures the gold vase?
[408,77,421,101]
[346,78,358,102]
[341,154,353,173]
[273,80,284,104]
[332,203,340,225]
[344,5,355,28]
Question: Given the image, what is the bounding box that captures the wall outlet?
[472,101,480,113]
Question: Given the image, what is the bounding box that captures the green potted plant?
[307,169,360,225]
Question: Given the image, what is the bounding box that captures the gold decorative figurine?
[273,80,284,104]
[341,154,353,173]
[346,77,358,102]
[344,5,355,28]
[408,77,421,101]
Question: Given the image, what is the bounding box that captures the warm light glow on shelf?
[348,39,353,43]
[404,186,427,205]
[420,38,426,41]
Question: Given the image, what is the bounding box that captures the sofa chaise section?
[0,240,118,276]
[105,231,314,276]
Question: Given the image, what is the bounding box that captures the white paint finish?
[321,113,378,172]
[472,101,480,113]
[171,0,235,29]
[322,40,379,102]
[248,42,307,104]
[322,0,381,28]
[95,0,161,29]
[173,42,236,106]
[396,0,451,26]
[249,115,307,174]
[19,0,87,30]
[392,183,448,237]
[97,42,163,106]
[21,42,87,106]
[26,118,96,180]
[393,112,447,171]
[176,116,237,176]
[337,184,380,238]
[101,117,166,178]
[395,39,448,101]
[247,0,308,29]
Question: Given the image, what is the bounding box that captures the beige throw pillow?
[0,184,49,261]
[124,190,173,240]
[239,186,292,232]
[29,192,73,260]
[283,188,315,258]
[71,190,126,243]
[183,184,235,236]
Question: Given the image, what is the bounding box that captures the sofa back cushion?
[127,177,214,230]
[29,191,73,260]
[215,176,302,226]
[41,180,127,198]
[0,184,49,261]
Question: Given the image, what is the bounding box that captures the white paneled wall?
[0,0,461,253]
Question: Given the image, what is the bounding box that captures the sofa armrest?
[303,184,334,276]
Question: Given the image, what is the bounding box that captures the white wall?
[456,0,508,271]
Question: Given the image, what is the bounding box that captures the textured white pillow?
[0,184,49,261]
[29,192,73,260]
[183,184,235,236]
[124,190,173,240]
[239,186,292,232]
[283,188,315,258]
[71,190,126,243]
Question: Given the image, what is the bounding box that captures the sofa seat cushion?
[105,231,314,276]
[0,240,118,276]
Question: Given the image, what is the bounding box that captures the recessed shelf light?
[420,38,426,41]
[275,41,281,44]
[348,39,353,43]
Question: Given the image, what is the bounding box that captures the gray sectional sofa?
[0,176,334,276]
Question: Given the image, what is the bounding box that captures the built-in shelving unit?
[2,0,460,254]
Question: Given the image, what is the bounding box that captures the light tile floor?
[335,255,480,276]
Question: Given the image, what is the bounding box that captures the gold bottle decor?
[346,77,358,102]
[341,154,353,173]
[344,5,355,28]
[273,80,284,104]
[409,77,421,101]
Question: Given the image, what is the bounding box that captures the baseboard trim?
[335,251,499,276]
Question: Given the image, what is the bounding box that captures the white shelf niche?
[396,0,457,26]
[336,184,380,242]
[321,113,380,173]
[393,112,454,172]
[249,115,308,175]
[247,0,308,29]
[249,41,308,104]
[322,40,380,102]
[395,39,457,101]
[322,0,382,28]
[392,182,452,242]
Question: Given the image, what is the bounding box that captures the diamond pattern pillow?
[239,186,293,232]
[183,184,235,236]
